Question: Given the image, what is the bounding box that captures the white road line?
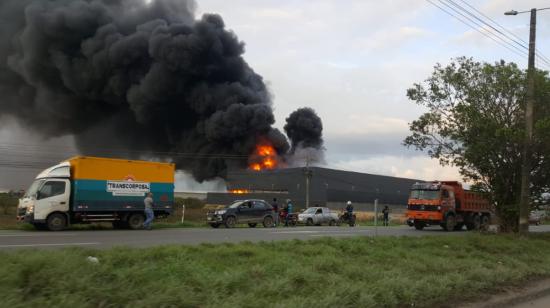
[309,234,356,237]
[0,233,78,237]
[0,242,99,248]
[272,231,319,234]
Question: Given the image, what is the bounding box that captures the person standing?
[285,199,293,226]
[382,206,390,226]
[271,198,279,227]
[143,192,155,230]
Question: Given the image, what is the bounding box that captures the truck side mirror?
[35,192,40,200]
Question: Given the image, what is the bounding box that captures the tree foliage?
[404,57,550,231]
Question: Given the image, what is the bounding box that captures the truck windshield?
[410,190,440,200]
[24,179,45,198]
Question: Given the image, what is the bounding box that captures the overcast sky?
[1,0,549,191]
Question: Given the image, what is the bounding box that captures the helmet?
[347,201,352,205]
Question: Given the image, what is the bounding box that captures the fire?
[248,142,279,171]
[230,189,249,194]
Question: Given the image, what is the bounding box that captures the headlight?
[26,206,34,213]
[215,210,227,215]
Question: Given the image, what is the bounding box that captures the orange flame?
[249,143,278,171]
[230,189,249,194]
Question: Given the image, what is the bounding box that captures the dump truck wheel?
[47,213,67,231]
[480,215,490,230]
[444,214,456,231]
[472,215,481,230]
[127,213,145,230]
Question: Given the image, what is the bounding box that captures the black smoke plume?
[284,107,324,151]
[0,0,292,181]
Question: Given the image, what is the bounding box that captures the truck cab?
[17,162,71,231]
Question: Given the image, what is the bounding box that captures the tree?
[404,57,550,232]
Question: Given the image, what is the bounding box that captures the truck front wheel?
[47,213,67,231]
[443,214,456,232]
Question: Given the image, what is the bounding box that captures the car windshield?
[24,179,45,198]
[303,208,317,214]
[228,201,244,209]
[409,189,440,200]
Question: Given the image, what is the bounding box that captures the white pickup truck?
[297,207,339,226]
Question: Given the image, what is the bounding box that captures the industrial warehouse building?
[206,167,421,212]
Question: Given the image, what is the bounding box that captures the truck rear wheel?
[443,214,456,231]
[127,213,145,230]
[467,215,481,231]
[480,215,490,230]
[47,213,67,231]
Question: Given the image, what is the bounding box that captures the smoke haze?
[0,0,293,181]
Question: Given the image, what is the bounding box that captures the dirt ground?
[460,278,550,308]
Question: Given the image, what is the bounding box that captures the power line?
[427,0,550,71]
[457,0,550,66]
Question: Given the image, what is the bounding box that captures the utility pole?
[505,7,549,233]
[518,8,536,233]
[304,156,313,208]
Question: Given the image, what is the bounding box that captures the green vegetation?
[1,234,550,307]
[405,57,550,232]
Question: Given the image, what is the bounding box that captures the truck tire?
[263,216,274,228]
[225,216,236,228]
[480,215,490,230]
[47,213,67,231]
[469,215,481,231]
[127,213,145,230]
[306,218,314,226]
[443,214,456,231]
[414,222,425,230]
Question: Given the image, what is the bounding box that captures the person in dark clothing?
[345,201,353,217]
[382,206,390,226]
[271,198,279,227]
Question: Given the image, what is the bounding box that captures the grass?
[1,234,550,307]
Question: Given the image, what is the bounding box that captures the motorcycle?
[279,211,298,227]
[338,211,356,227]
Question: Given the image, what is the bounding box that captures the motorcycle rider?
[345,201,354,226]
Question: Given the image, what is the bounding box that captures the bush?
[0,193,18,215]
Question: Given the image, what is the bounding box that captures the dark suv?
[207,199,275,228]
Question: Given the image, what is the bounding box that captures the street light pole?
[505,8,547,233]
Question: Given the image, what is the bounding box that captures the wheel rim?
[51,216,63,228]
[226,217,235,227]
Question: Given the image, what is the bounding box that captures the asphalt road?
[0,225,548,250]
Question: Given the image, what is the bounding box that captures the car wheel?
[127,213,145,230]
[225,216,236,228]
[263,216,274,228]
[47,213,67,231]
[306,218,314,226]
[248,223,257,228]
[329,220,336,226]
[210,223,220,228]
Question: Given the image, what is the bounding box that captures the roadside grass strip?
[1,233,550,307]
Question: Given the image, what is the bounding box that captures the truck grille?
[408,204,439,211]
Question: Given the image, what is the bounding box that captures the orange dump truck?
[406,181,492,231]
